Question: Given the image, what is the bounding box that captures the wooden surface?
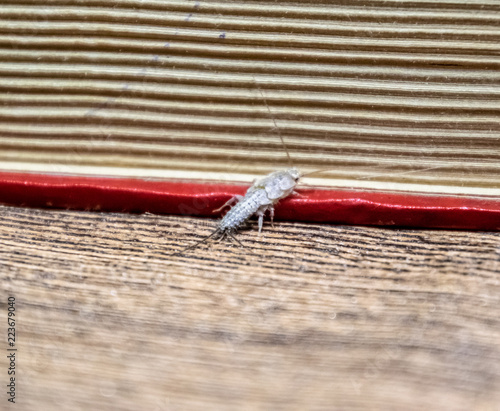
[0,0,499,195]
[1,205,499,410]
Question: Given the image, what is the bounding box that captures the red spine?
[0,172,498,230]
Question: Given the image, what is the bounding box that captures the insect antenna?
[170,227,222,256]
[300,164,450,181]
[354,164,451,181]
[226,231,258,256]
[254,80,294,168]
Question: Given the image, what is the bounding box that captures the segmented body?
[174,167,301,254]
[219,189,268,232]
[220,167,301,233]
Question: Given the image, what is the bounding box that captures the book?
[0,0,499,229]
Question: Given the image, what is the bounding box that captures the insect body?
[173,167,301,255]
[221,167,301,233]
[171,84,304,255]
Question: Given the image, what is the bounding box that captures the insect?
[171,84,304,255]
[171,167,302,255]
[170,83,444,255]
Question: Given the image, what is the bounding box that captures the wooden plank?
[1,205,499,410]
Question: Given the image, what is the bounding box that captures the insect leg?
[256,204,274,234]
[213,195,244,213]
[257,210,265,233]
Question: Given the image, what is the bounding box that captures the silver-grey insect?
[173,167,301,254]
[172,83,304,255]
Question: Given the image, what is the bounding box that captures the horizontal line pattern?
[0,0,499,194]
[3,205,500,409]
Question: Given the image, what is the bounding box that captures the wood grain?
[0,0,499,195]
[0,205,499,410]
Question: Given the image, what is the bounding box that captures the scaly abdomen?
[219,190,268,231]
